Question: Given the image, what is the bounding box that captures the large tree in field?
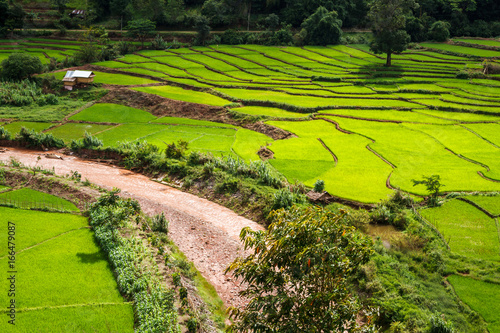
[225,206,374,333]
[368,0,417,66]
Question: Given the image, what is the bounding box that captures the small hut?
[62,70,95,90]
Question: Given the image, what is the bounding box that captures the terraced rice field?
[420,199,500,261]
[448,275,500,333]
[3,41,500,203]
[0,191,134,332]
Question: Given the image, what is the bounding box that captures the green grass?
[1,121,55,134]
[0,188,79,212]
[132,85,231,106]
[69,103,157,123]
[414,109,500,122]
[232,106,309,118]
[420,200,500,261]
[464,195,500,216]
[47,123,115,143]
[448,275,500,333]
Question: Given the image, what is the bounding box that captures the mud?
[0,148,264,309]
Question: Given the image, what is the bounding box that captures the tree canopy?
[226,205,374,332]
[301,6,343,46]
[368,0,417,66]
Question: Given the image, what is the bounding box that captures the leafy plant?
[165,140,189,159]
[412,175,444,205]
[225,206,374,332]
[313,179,325,192]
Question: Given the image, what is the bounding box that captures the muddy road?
[0,148,264,309]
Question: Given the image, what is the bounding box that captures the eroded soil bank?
[0,148,264,309]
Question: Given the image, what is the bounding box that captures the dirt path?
[0,148,264,309]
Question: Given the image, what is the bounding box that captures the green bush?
[71,132,103,150]
[165,140,188,159]
[0,126,11,140]
[16,127,65,149]
[313,179,325,192]
[150,212,169,234]
[428,21,450,42]
[1,53,43,81]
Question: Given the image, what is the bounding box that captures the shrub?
[150,212,169,233]
[187,317,198,333]
[1,53,43,81]
[313,179,325,193]
[0,126,11,140]
[428,21,450,42]
[16,127,65,149]
[71,132,103,150]
[151,34,168,50]
[165,140,188,159]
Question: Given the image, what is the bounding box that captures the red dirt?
[0,148,264,309]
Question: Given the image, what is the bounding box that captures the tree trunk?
[386,52,392,66]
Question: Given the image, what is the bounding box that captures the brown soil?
[257,146,274,160]
[0,148,264,310]
[96,87,292,140]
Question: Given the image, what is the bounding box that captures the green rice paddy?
[0,203,134,332]
[420,200,500,261]
[448,275,500,333]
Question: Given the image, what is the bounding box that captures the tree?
[428,20,450,42]
[301,6,342,46]
[368,0,417,66]
[194,15,211,46]
[126,19,156,47]
[225,205,374,332]
[412,174,444,206]
[1,53,43,81]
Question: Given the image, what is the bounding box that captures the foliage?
[150,212,169,233]
[225,205,374,332]
[15,127,65,149]
[301,6,343,46]
[1,53,43,81]
[165,139,189,159]
[151,34,168,50]
[313,179,325,192]
[126,19,156,47]
[194,15,211,46]
[70,131,104,150]
[89,190,180,332]
[368,0,416,66]
[412,175,443,201]
[428,21,450,42]
[0,80,58,107]
[0,126,9,140]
